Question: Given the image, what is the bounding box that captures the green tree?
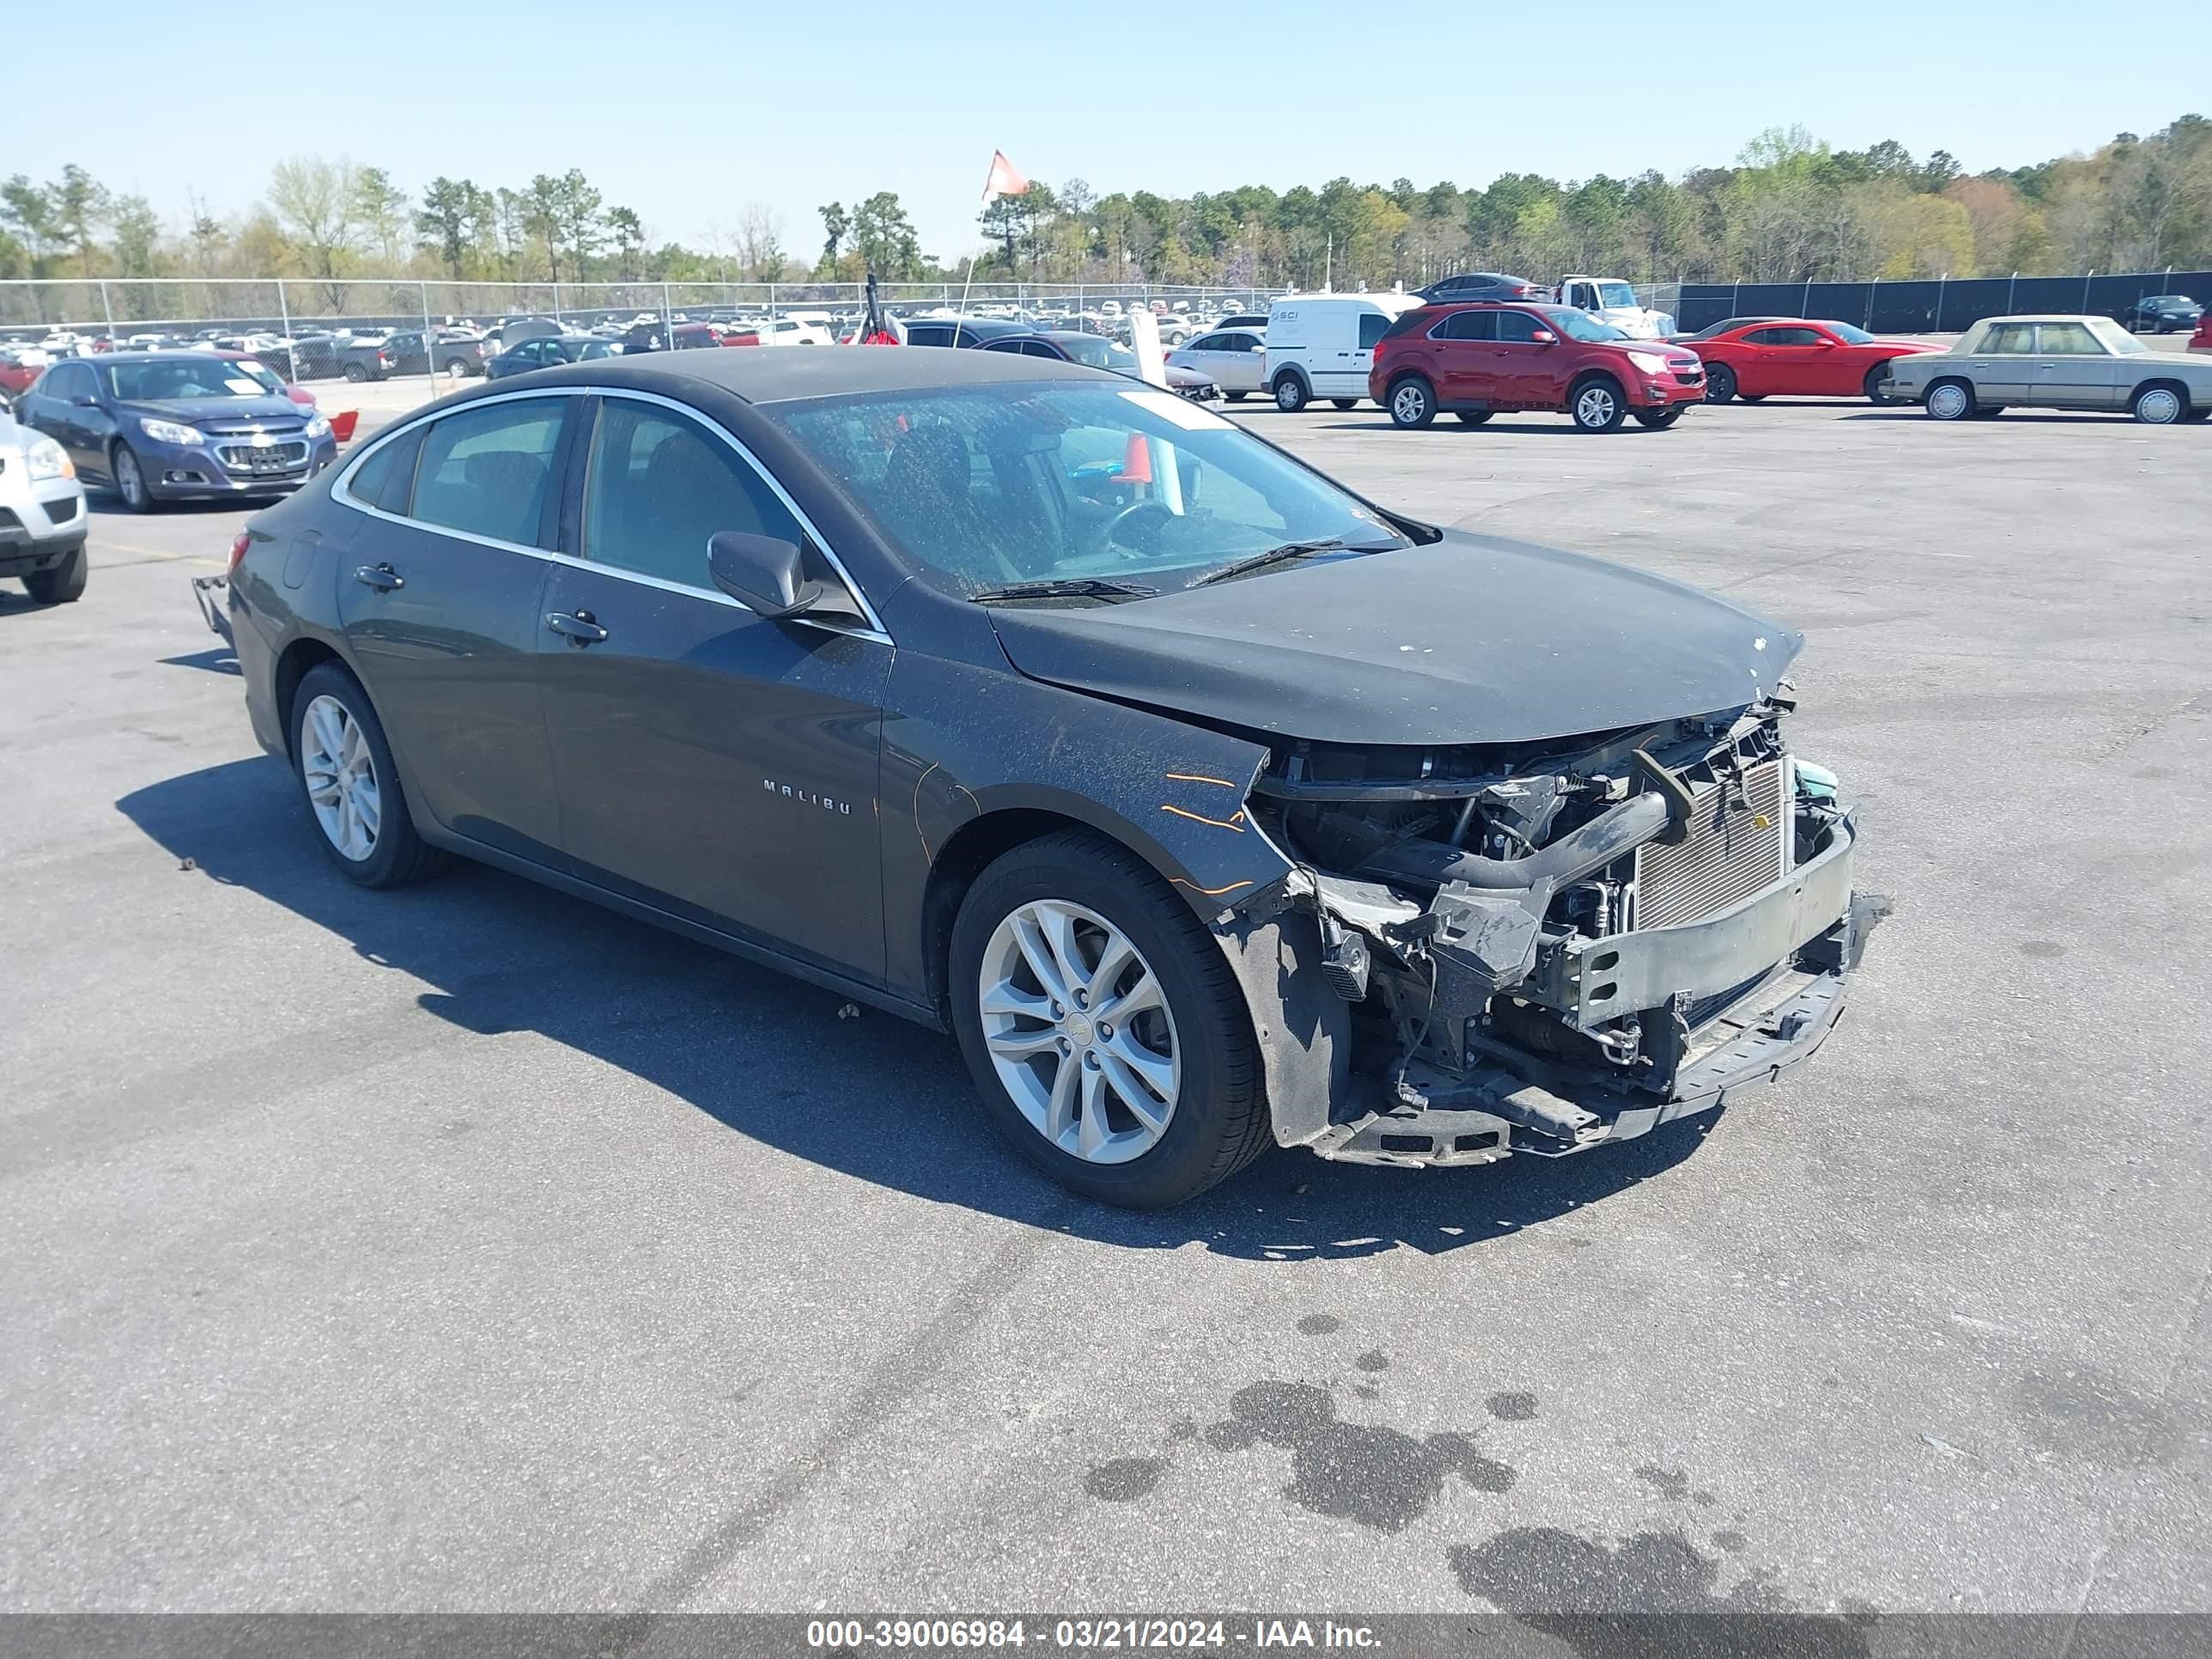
[354,166,410,269]
[817,201,849,271]
[416,177,478,279]
[2,175,60,270]
[110,195,162,277]
[52,164,112,276]
[852,191,921,278]
[605,206,644,281]
[553,169,603,272]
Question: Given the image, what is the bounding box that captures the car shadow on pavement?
[117,757,1713,1262]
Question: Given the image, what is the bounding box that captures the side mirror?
[708,531,823,619]
[1530,330,1557,345]
[71,393,99,406]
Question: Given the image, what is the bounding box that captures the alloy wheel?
[116,448,146,507]
[1391,382,1429,426]
[1575,385,1618,428]
[300,694,382,862]
[977,898,1181,1165]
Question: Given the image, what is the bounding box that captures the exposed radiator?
[1632,757,1789,929]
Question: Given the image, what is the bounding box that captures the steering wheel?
[1102,499,1173,556]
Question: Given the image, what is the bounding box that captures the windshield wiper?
[1190,538,1385,588]
[968,577,1159,605]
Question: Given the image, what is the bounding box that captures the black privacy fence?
[1674,270,2212,335]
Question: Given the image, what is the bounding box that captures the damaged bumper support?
[1298,822,1885,1168]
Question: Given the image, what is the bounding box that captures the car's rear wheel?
[1863,365,1901,405]
[291,662,447,889]
[1224,391,1248,402]
[2183,407,2211,423]
[950,831,1267,1208]
[1387,376,1436,428]
[1455,410,1492,425]
[1632,406,1685,428]
[1330,398,1357,410]
[111,443,153,512]
[1924,379,1975,421]
[1702,362,1737,403]
[1272,374,1309,412]
[443,358,472,378]
[2131,382,2186,424]
[1569,375,1627,432]
[22,542,87,604]
[1737,392,1766,403]
[343,362,368,383]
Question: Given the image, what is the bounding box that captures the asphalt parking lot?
[3,387,2207,1629]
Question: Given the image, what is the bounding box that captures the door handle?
[353,562,403,591]
[544,609,608,645]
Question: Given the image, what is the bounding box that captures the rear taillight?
[379,352,392,366]
[1372,338,1389,365]
[228,532,251,574]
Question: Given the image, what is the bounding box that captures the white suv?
[0,409,89,602]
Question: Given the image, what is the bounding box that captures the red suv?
[1370,302,1705,431]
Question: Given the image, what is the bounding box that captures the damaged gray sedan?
[218,346,1882,1208]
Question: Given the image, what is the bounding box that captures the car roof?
[1974,313,2110,325]
[472,342,1106,406]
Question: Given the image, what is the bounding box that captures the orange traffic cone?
[1112,430,1152,485]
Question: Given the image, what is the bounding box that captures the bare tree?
[737,203,786,282]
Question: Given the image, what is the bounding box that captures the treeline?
[4,117,2209,297]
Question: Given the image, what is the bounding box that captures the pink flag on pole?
[981,151,1030,205]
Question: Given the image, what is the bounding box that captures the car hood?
[127,394,305,426]
[986,531,1802,747]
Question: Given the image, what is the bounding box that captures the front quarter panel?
[880,653,1291,1006]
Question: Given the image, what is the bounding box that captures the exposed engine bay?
[1238,684,1888,1166]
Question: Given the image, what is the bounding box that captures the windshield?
[1540,307,1629,343]
[1056,335,1139,373]
[772,382,1410,599]
[1594,282,1637,308]
[1822,322,1876,344]
[104,359,283,401]
[2087,317,2147,354]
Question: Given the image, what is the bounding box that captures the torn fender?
[1213,904,1352,1149]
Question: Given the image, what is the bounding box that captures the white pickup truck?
[1549,276,1677,341]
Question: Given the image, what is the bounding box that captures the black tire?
[1632,406,1685,428]
[1972,405,2008,418]
[2130,381,2188,425]
[342,362,368,384]
[1330,398,1357,410]
[1568,374,1628,432]
[1703,362,1738,404]
[22,541,88,604]
[289,661,449,889]
[1864,365,1902,405]
[1923,378,1976,421]
[2183,408,2211,423]
[949,830,1268,1209]
[110,443,155,513]
[1272,374,1309,413]
[1737,392,1766,403]
[1386,375,1436,428]
[1455,410,1492,425]
[442,358,472,378]
[1224,391,1248,402]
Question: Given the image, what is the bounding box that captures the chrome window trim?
[331,383,894,646]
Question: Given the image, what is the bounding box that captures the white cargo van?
[1261,293,1424,410]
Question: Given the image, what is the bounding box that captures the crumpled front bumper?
[1305,823,1887,1168]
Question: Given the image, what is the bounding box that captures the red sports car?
[1691,319,1942,405]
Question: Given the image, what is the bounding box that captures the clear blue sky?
[13,0,2199,262]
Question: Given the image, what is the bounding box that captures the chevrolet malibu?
[15,349,338,510]
[218,349,1884,1207]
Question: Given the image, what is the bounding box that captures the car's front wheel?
[291,662,448,889]
[1864,365,1902,405]
[1387,376,1436,428]
[1924,379,1975,421]
[1569,375,1627,431]
[950,832,1268,1208]
[111,443,154,512]
[22,542,87,603]
[2131,382,2186,424]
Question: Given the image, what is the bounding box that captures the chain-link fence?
[0,277,1287,398]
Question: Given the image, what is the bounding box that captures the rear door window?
[411,398,567,547]
[349,427,425,514]
[1980,324,2037,355]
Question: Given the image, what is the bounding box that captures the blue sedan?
[13,351,338,512]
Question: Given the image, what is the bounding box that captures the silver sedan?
[1881,314,2212,424]
[1167,328,1268,399]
